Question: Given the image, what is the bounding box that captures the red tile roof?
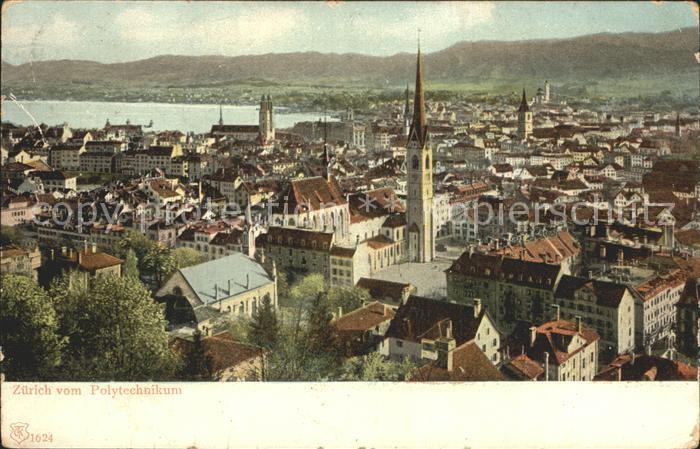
[411,341,505,381]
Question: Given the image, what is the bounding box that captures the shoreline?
[0,98,310,114]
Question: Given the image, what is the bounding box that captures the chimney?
[529,326,538,347]
[436,320,456,372]
[552,304,561,321]
[91,243,97,253]
[83,240,88,253]
[631,352,636,365]
[544,352,550,381]
[473,298,482,317]
[588,270,593,279]
[214,283,219,304]
[338,306,343,318]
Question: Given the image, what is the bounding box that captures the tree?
[49,273,179,381]
[327,286,371,314]
[248,294,279,349]
[276,270,291,301]
[123,248,140,279]
[227,315,251,343]
[182,330,210,381]
[0,225,24,247]
[262,318,337,382]
[339,353,416,381]
[112,229,152,262]
[305,291,337,357]
[142,243,176,287]
[286,272,325,310]
[0,275,64,380]
[171,247,203,270]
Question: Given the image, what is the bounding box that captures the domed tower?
[517,89,533,141]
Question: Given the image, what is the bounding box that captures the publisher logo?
[9,423,29,445]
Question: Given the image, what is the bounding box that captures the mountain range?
[1,27,697,91]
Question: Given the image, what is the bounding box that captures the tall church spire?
[218,104,223,126]
[517,88,533,140]
[408,43,427,147]
[518,89,529,112]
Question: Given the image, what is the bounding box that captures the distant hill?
[2,27,697,91]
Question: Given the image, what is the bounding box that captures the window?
[412,155,419,170]
[492,338,497,347]
[396,340,403,348]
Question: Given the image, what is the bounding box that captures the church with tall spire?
[517,89,533,141]
[406,44,435,263]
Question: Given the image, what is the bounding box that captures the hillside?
[1,27,697,94]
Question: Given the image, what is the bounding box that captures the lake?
[1,100,329,134]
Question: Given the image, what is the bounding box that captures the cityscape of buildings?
[2,38,699,383]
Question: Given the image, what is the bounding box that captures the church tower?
[406,45,435,263]
[517,89,532,141]
[259,94,275,142]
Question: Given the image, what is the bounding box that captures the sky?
[2,1,697,64]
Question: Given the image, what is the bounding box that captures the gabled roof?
[489,231,580,264]
[447,251,561,290]
[275,176,345,214]
[502,354,544,380]
[171,331,265,378]
[332,301,395,335]
[385,295,487,346]
[554,275,630,308]
[265,226,334,251]
[356,278,414,303]
[178,253,273,306]
[594,354,698,381]
[411,341,505,381]
[529,320,599,365]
